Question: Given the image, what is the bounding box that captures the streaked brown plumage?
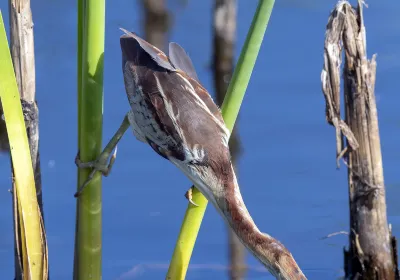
[118,29,306,279]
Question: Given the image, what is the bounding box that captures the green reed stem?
[73,0,105,279]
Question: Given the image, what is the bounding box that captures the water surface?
[0,1,399,279]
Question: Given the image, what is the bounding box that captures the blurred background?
[0,0,399,279]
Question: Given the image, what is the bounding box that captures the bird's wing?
[168,42,225,124]
[120,29,225,126]
[120,29,230,163]
[168,42,200,82]
[150,70,230,162]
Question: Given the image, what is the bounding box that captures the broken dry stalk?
[0,11,47,280]
[7,1,48,278]
[321,1,398,278]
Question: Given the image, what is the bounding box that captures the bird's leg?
[184,186,198,207]
[74,113,131,197]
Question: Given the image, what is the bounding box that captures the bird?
[75,29,306,280]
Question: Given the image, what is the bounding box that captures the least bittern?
[75,29,306,280]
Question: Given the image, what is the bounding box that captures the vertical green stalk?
[166,0,275,279]
[73,0,105,279]
[77,0,84,142]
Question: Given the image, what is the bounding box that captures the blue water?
[0,1,399,279]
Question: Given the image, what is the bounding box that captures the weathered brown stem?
[7,1,47,279]
[141,0,171,50]
[321,1,398,279]
[212,0,245,279]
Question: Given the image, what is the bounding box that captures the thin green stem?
[73,0,105,279]
[166,1,275,279]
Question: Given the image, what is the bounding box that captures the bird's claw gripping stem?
[74,114,130,198]
[184,186,198,207]
[74,147,118,197]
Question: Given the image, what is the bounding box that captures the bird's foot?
[74,147,118,197]
[184,186,198,207]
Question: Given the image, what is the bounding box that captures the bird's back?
[121,32,230,165]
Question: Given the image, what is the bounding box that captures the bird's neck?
[172,156,306,279]
[210,164,306,280]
